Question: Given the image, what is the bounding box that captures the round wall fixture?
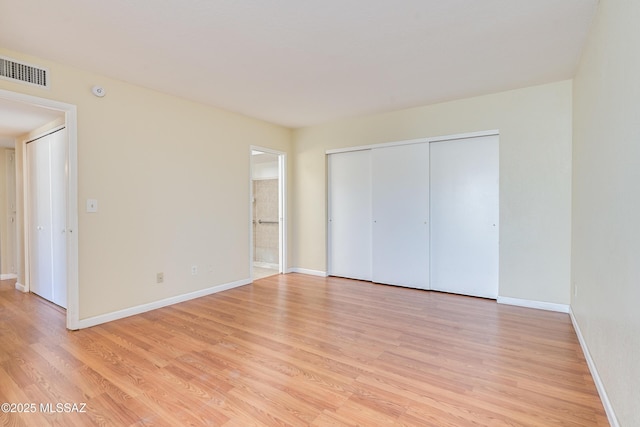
[91,85,106,97]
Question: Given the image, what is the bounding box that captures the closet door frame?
[326,129,499,293]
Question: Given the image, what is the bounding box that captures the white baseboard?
[77,278,251,329]
[287,267,327,277]
[570,308,620,427]
[1,273,17,280]
[15,282,26,292]
[497,296,570,313]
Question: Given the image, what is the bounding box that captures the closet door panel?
[27,128,67,308]
[27,138,54,302]
[49,129,67,307]
[328,150,372,281]
[372,143,429,289]
[430,135,499,298]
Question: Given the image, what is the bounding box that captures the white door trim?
[325,129,499,155]
[0,88,79,330]
[249,146,287,277]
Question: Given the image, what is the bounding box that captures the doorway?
[0,88,79,329]
[250,147,286,280]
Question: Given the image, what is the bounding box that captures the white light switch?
[86,199,98,213]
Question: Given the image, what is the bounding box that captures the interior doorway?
[250,147,286,280]
[0,88,79,329]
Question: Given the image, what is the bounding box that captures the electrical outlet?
[86,198,98,213]
[156,272,164,284]
[208,264,214,274]
[191,265,198,275]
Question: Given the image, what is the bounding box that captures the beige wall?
[572,0,640,425]
[0,48,292,320]
[293,80,573,304]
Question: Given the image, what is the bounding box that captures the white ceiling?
[0,97,64,147]
[0,0,597,128]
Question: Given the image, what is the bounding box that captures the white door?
[6,150,17,274]
[27,128,67,308]
[429,135,499,298]
[50,130,67,306]
[28,137,52,301]
[372,143,429,289]
[328,150,372,281]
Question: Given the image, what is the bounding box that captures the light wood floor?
[0,275,608,426]
[252,266,279,280]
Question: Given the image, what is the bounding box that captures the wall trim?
[1,273,17,280]
[326,129,499,155]
[497,296,570,313]
[569,308,620,427]
[288,267,328,277]
[77,278,251,329]
[15,282,26,292]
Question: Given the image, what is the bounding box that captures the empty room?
[0,0,637,425]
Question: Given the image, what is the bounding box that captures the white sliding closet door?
[372,143,429,289]
[328,150,372,281]
[429,135,499,298]
[27,128,67,308]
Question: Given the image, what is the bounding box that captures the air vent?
[0,56,48,88]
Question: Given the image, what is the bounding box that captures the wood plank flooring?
[0,275,608,426]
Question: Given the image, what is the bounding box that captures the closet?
[327,133,498,299]
[26,127,67,308]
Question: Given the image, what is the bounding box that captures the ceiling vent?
[0,56,48,88]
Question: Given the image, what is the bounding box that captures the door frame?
[249,146,287,277]
[325,129,499,291]
[0,88,79,330]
